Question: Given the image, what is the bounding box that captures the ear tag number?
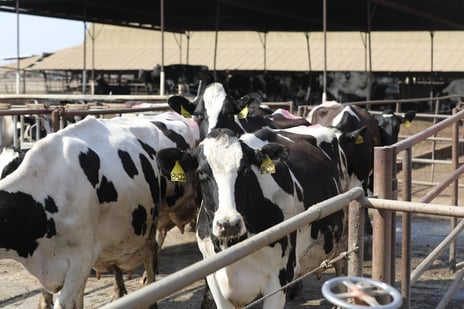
[171,161,186,182]
[260,155,276,174]
[404,120,411,128]
[180,105,192,118]
[238,105,249,119]
[355,135,364,144]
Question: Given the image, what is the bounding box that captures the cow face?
[373,110,416,146]
[157,128,288,242]
[168,82,262,139]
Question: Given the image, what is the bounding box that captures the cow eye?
[193,113,204,121]
[198,169,209,181]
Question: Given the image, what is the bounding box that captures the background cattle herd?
[5,77,461,309]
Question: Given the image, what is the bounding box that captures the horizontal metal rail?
[0,94,169,102]
[100,187,365,309]
[366,198,464,217]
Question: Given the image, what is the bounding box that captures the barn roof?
[0,0,463,32]
[4,24,464,73]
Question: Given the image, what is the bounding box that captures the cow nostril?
[216,219,242,237]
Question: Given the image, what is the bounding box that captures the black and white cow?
[168,82,310,139]
[308,101,416,188]
[0,112,200,309]
[158,127,351,308]
[307,101,416,234]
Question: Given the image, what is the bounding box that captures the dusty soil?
[1,118,464,309]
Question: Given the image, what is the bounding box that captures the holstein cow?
[157,127,351,308]
[168,82,310,139]
[0,113,200,309]
[441,79,464,104]
[321,72,374,102]
[307,101,416,233]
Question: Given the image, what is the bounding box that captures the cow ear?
[256,143,288,174]
[402,111,416,127]
[168,96,196,118]
[156,148,197,182]
[345,126,368,144]
[234,93,263,117]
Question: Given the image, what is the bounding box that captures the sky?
[0,12,84,66]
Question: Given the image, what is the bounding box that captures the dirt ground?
[1,118,464,309]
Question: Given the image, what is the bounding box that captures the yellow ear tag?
[355,135,364,144]
[238,105,249,119]
[170,161,186,182]
[404,120,411,128]
[260,155,276,174]
[180,105,192,118]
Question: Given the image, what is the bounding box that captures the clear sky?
[0,12,84,66]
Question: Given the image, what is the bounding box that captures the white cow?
[0,113,200,309]
[321,71,374,102]
[441,79,464,103]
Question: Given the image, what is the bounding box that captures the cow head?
[157,128,288,243]
[168,82,262,139]
[373,109,416,145]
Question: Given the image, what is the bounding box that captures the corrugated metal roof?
[9,24,464,72]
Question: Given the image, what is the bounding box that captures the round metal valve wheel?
[321,276,402,309]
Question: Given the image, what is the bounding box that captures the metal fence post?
[348,199,365,277]
[372,146,395,286]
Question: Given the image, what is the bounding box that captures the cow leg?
[262,279,286,309]
[112,266,128,301]
[156,229,167,250]
[37,289,54,309]
[200,279,217,309]
[143,236,159,309]
[54,276,88,309]
[54,258,92,309]
[205,275,234,309]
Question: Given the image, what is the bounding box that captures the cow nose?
[215,217,243,238]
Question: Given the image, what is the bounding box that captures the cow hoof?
[140,271,148,285]
[38,290,54,309]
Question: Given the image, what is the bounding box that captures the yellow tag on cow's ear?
[180,105,192,118]
[170,161,186,182]
[260,154,276,174]
[355,135,364,144]
[238,105,249,119]
[404,120,411,128]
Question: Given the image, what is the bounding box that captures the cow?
[321,72,374,102]
[168,82,310,139]
[440,79,464,103]
[157,127,354,308]
[307,101,416,234]
[0,112,200,309]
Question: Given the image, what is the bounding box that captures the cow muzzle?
[213,211,246,239]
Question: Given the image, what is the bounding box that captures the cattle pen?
[0,94,463,308]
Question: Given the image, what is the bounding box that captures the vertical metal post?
[322,0,327,103]
[12,116,18,148]
[51,109,61,133]
[372,146,394,286]
[186,31,191,65]
[82,21,87,94]
[15,0,20,94]
[449,107,459,272]
[348,199,365,277]
[160,0,165,95]
[213,0,220,82]
[401,149,412,309]
[91,23,95,95]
